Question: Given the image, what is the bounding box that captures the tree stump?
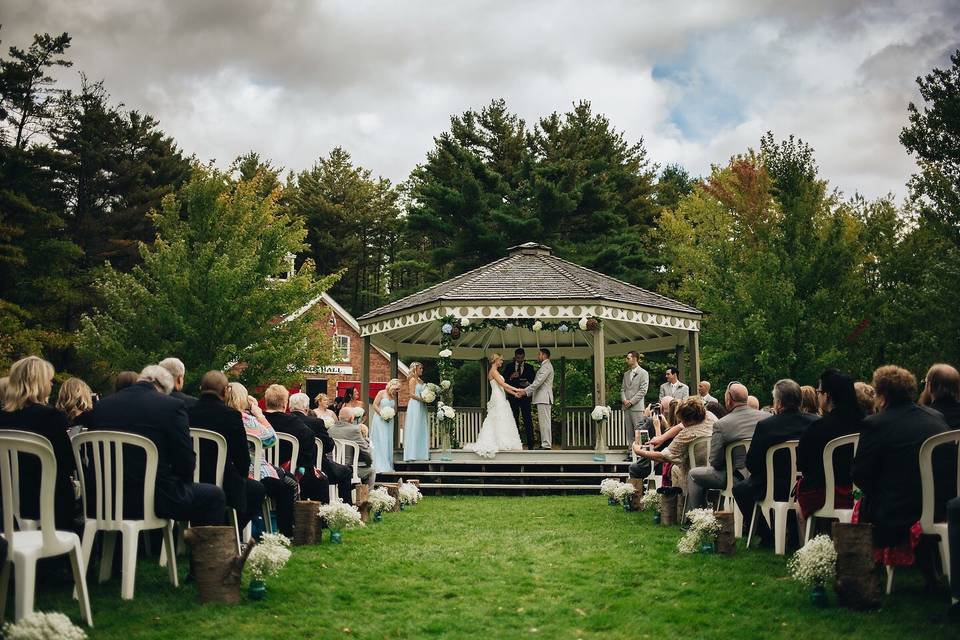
[183,526,253,604]
[715,511,736,555]
[358,501,372,523]
[293,500,320,545]
[408,479,421,489]
[380,483,402,512]
[354,484,370,505]
[833,522,883,610]
[660,494,678,525]
[627,478,645,498]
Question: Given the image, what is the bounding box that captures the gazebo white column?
[361,336,371,422]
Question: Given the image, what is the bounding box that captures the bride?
[464,353,525,458]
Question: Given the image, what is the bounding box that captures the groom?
[521,348,554,449]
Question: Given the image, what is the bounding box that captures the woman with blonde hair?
[800,385,820,415]
[463,353,524,458]
[371,379,400,472]
[403,362,430,461]
[56,377,94,430]
[0,356,77,530]
[312,392,337,423]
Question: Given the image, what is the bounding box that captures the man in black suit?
[187,371,265,532]
[86,365,225,525]
[503,348,536,449]
[734,378,816,547]
[262,384,329,502]
[853,365,949,549]
[160,357,198,408]
[290,392,354,504]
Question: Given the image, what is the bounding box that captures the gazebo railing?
[394,406,632,450]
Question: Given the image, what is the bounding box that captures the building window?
[334,335,350,362]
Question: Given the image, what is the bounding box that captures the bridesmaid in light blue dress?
[371,379,399,472]
[403,362,430,461]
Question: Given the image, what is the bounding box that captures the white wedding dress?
[464,379,524,458]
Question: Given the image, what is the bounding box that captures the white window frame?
[334,334,351,362]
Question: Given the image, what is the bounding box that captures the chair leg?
[69,544,94,626]
[746,504,759,549]
[885,566,895,595]
[774,505,788,556]
[99,530,117,583]
[231,509,242,555]
[805,515,814,544]
[13,556,37,622]
[939,537,951,586]
[0,561,11,624]
[120,531,139,600]
[261,501,272,535]
[163,523,179,589]
[733,502,744,539]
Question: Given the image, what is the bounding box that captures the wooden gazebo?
[356,243,703,450]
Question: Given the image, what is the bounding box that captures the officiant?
[503,348,536,449]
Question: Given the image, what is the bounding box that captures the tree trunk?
[833,522,883,610]
[183,526,252,604]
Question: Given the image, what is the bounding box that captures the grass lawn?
[34,496,956,639]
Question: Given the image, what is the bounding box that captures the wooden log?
[358,501,372,523]
[354,484,370,505]
[380,483,402,512]
[660,494,678,526]
[627,478,645,498]
[715,511,736,555]
[293,500,320,545]
[833,522,883,610]
[183,526,245,604]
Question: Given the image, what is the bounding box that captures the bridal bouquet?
[398,482,422,506]
[318,500,365,532]
[368,487,396,514]
[247,533,292,581]
[3,612,87,640]
[321,415,335,428]
[421,383,441,404]
[677,508,722,554]
[380,406,396,421]
[788,535,837,586]
[351,406,365,420]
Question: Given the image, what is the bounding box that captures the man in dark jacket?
[87,365,224,524]
[734,378,816,547]
[290,392,354,504]
[853,365,949,548]
[503,348,536,449]
[262,384,329,502]
[187,371,265,530]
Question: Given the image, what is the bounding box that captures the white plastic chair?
[334,438,361,484]
[1,430,53,534]
[804,433,860,543]
[0,432,93,625]
[246,434,273,534]
[679,436,711,517]
[72,431,178,600]
[265,432,300,475]
[747,439,799,555]
[716,439,751,538]
[316,438,339,503]
[189,429,241,552]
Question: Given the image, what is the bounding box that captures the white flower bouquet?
[677,508,722,554]
[247,533,292,580]
[420,387,436,403]
[437,402,456,421]
[398,482,422,506]
[352,406,365,420]
[368,487,396,514]
[460,316,470,327]
[532,320,543,331]
[318,500,365,532]
[3,612,87,640]
[638,490,662,511]
[380,406,396,421]
[599,477,621,497]
[438,348,453,358]
[321,415,334,428]
[578,317,589,331]
[613,481,636,507]
[440,380,451,390]
[590,405,612,421]
[788,535,837,586]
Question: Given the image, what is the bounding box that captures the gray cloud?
[3,0,958,198]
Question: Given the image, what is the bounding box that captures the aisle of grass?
[37,496,956,639]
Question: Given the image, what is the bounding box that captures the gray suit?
[620,366,649,442]
[686,405,766,509]
[328,421,376,486]
[659,381,690,401]
[524,359,554,447]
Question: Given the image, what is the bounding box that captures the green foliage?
[77,166,337,391]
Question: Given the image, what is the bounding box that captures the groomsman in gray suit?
[620,351,649,451]
[523,348,555,449]
[659,366,690,401]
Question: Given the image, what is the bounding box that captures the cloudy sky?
[4,1,958,199]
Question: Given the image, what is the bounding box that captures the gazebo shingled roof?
[359,242,700,320]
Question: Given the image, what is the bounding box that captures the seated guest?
[187,371,266,534]
[0,376,9,410]
[800,385,820,415]
[224,383,296,537]
[920,363,960,428]
[855,381,877,417]
[632,397,714,500]
[262,384,329,502]
[159,357,197,408]
[289,392,354,504]
[948,496,960,617]
[853,365,948,556]
[56,377,95,436]
[0,356,77,530]
[747,395,761,410]
[734,379,816,547]
[114,371,139,392]
[796,369,864,528]
[328,418,376,488]
[87,365,225,525]
[704,400,726,420]
[628,397,676,481]
[687,382,766,510]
